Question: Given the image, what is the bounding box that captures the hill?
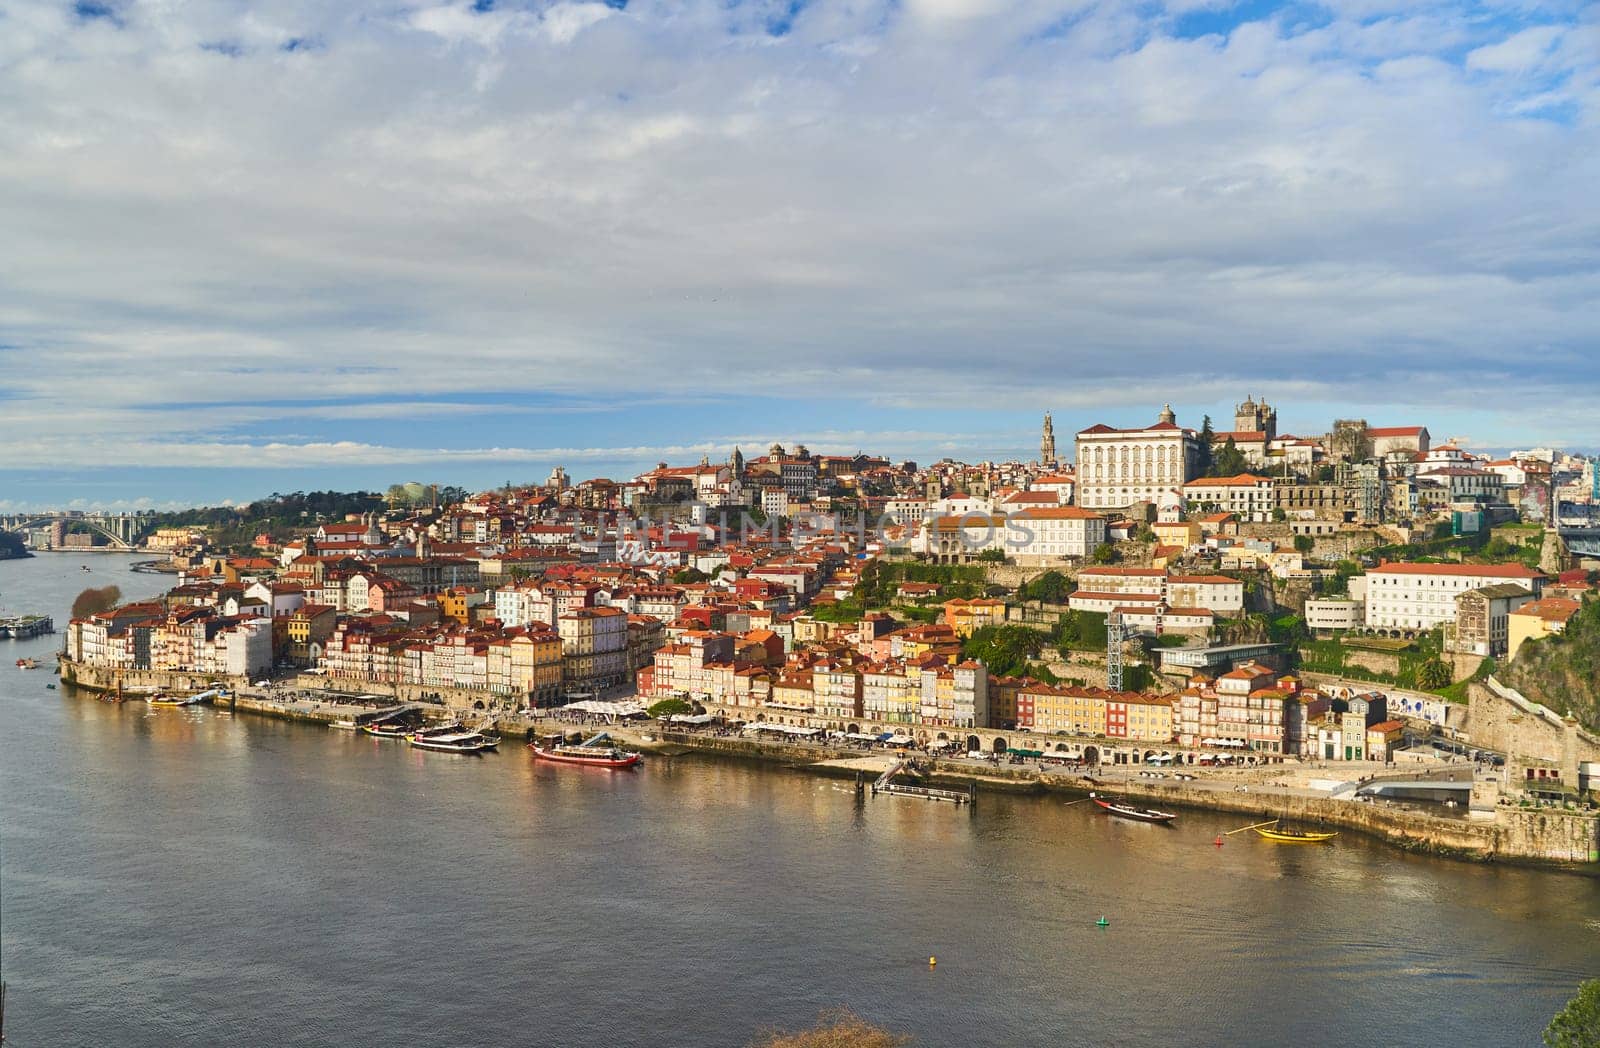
[1500,596,1600,734]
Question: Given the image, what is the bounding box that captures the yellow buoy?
[928,956,937,967]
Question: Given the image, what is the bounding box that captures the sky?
[0,0,1596,513]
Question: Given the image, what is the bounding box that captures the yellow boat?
[1254,826,1338,843]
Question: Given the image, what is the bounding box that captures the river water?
[1,553,1596,1047]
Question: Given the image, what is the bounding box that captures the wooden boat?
[361,721,413,739]
[1254,826,1338,843]
[147,692,203,707]
[15,657,38,670]
[530,732,641,769]
[1091,794,1177,824]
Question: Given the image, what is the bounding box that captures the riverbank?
[55,660,1599,871]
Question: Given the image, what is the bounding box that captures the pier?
[871,755,974,805]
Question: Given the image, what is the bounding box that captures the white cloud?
[0,0,1597,486]
[1466,25,1563,73]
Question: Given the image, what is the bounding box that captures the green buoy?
[1096,916,1109,927]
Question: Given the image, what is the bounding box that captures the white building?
[1180,473,1277,523]
[1074,405,1202,511]
[1068,568,1245,616]
[1362,563,1546,631]
[1006,506,1108,561]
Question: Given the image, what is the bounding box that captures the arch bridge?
[0,512,150,551]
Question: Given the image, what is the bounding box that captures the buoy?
[929,956,937,967]
[1096,916,1109,927]
[1214,835,1224,847]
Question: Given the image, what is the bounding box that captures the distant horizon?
[2,397,1589,516]
[3,0,1595,512]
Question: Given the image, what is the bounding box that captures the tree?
[1019,570,1071,605]
[1294,534,1315,555]
[672,567,709,584]
[1416,658,1452,690]
[1545,979,1600,1048]
[71,585,123,618]
[1272,507,1288,523]
[1197,415,1216,475]
[751,1010,910,1048]
[647,698,693,719]
[1091,542,1118,564]
[1210,438,1248,478]
[962,624,1049,678]
[975,548,1007,563]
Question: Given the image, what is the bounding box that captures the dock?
[871,756,974,805]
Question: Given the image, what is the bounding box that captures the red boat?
[1091,794,1177,824]
[530,733,642,769]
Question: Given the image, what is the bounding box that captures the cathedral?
[1233,395,1277,440]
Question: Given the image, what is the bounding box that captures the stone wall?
[1342,649,1402,678]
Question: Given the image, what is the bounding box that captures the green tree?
[962,624,1048,678]
[1272,507,1288,523]
[647,698,693,719]
[1416,658,1452,690]
[1293,534,1315,555]
[975,548,1008,563]
[1210,437,1248,477]
[1018,571,1071,605]
[672,567,709,584]
[1197,415,1216,475]
[1545,979,1600,1048]
[1091,542,1117,564]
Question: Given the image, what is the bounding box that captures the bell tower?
[1040,412,1057,467]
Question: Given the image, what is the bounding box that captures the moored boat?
[530,732,641,769]
[361,721,414,739]
[16,657,38,669]
[1254,825,1338,843]
[147,692,204,707]
[1091,794,1177,824]
[409,726,499,753]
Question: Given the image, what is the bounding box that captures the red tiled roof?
[1373,562,1542,579]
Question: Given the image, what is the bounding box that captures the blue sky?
[0,0,1596,512]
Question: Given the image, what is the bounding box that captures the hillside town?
[48,400,1600,806]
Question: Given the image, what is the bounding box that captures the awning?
[668,713,715,725]
[845,732,881,742]
[749,723,822,737]
[885,734,915,746]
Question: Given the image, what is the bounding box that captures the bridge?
[1558,526,1600,558]
[0,511,154,551]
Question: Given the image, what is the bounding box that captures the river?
[1,553,1596,1047]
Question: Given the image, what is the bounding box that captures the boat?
[1091,795,1177,824]
[16,658,38,670]
[361,721,414,739]
[329,719,362,731]
[146,692,204,707]
[1254,826,1338,843]
[409,726,499,753]
[530,732,642,769]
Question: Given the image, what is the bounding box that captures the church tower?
[1040,412,1057,467]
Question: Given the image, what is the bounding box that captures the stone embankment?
[55,660,1598,870]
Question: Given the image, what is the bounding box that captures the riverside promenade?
[55,659,1599,870]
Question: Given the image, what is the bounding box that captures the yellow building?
[942,597,1007,638]
[1506,597,1582,659]
[435,589,473,625]
[1152,520,1202,550]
